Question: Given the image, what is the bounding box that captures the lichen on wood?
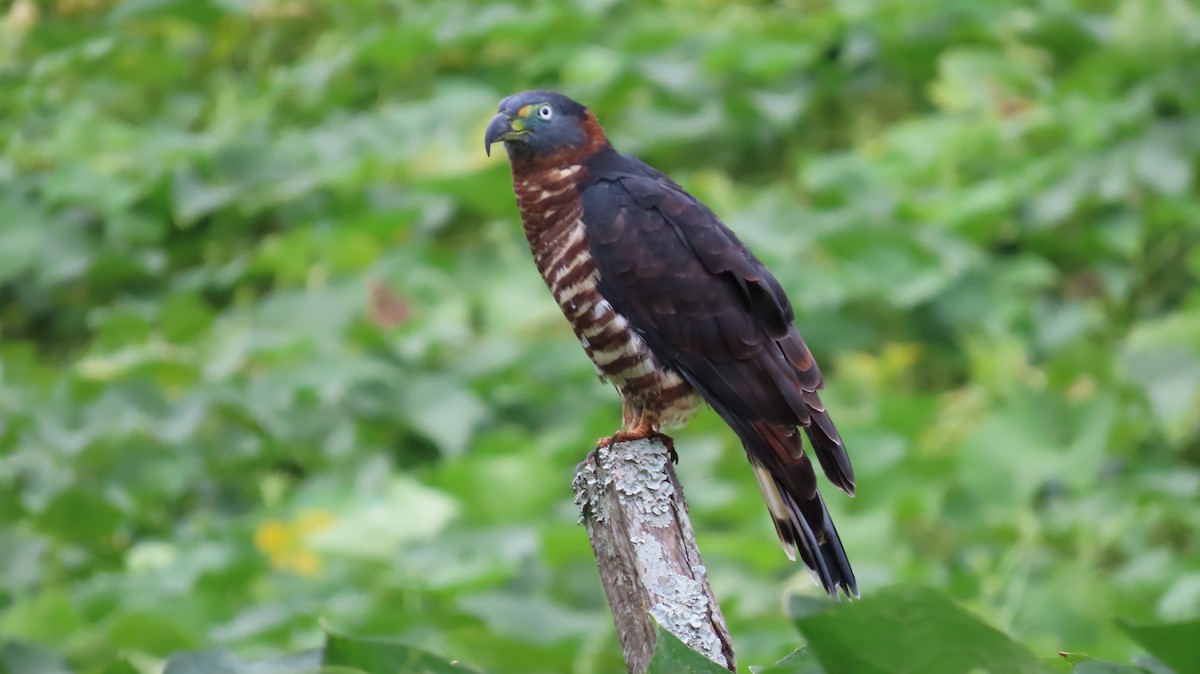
[572,438,736,673]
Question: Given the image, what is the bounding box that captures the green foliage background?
[1,0,1198,672]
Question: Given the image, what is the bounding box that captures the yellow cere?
[511,104,537,132]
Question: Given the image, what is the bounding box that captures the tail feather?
[803,489,856,596]
[678,363,858,598]
[796,388,854,494]
[803,406,856,496]
[750,457,857,597]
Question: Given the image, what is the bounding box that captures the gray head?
[484,90,608,165]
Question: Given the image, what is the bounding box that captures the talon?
[574,447,599,475]
[594,433,622,450]
[596,428,678,464]
[651,432,677,464]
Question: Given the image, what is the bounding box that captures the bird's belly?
[578,301,700,429]
[538,221,699,429]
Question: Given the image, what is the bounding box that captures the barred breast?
[513,165,700,428]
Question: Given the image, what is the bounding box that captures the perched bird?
[485,91,857,597]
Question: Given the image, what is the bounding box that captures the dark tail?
[745,422,858,598]
[676,357,858,597]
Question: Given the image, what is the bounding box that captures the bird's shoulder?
[582,149,692,207]
[577,149,796,336]
[578,149,725,250]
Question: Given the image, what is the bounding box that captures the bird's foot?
[573,447,599,477]
[595,429,678,464]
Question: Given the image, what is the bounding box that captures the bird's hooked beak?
[484,113,528,156]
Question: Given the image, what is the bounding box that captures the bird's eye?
[537,105,553,120]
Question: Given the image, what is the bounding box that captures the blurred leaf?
[787,594,835,620]
[161,293,215,342]
[393,527,537,589]
[0,200,44,283]
[163,649,253,674]
[0,642,69,674]
[106,610,197,654]
[171,168,240,227]
[456,592,601,646]
[323,630,485,673]
[162,649,323,674]
[399,376,488,457]
[1134,656,1181,674]
[310,476,457,561]
[98,661,140,674]
[1134,134,1193,195]
[1073,662,1151,674]
[793,586,1053,674]
[645,621,733,674]
[0,531,43,592]
[34,488,123,543]
[0,591,84,643]
[750,647,825,674]
[1115,619,1200,674]
[1062,651,1152,673]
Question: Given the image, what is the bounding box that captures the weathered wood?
[572,438,736,673]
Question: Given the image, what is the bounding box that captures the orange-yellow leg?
[595,405,678,464]
[621,399,637,428]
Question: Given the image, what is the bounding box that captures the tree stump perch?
[572,438,737,673]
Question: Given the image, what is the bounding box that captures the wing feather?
[580,162,857,595]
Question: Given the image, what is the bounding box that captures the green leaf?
[644,621,732,674]
[1062,652,1151,673]
[0,591,84,643]
[0,200,46,284]
[34,488,123,544]
[787,595,835,620]
[309,476,457,561]
[792,586,1053,674]
[1073,662,1151,674]
[456,592,601,646]
[399,375,488,457]
[161,292,215,342]
[1134,135,1193,195]
[1116,619,1200,674]
[162,649,323,674]
[98,661,140,674]
[0,641,70,674]
[322,630,485,674]
[1134,656,1181,674]
[750,647,825,674]
[106,0,225,25]
[170,168,240,227]
[106,609,197,654]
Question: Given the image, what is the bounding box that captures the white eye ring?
[537,105,553,120]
